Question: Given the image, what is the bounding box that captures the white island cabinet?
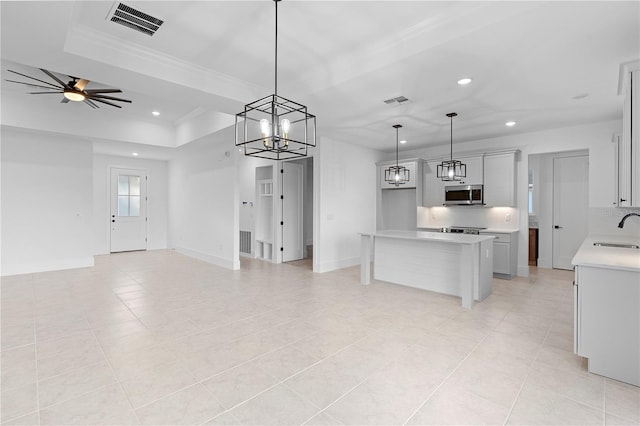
[360,231,494,309]
[572,235,640,386]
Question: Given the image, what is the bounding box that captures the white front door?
[282,161,304,262]
[110,167,147,253]
[553,155,589,270]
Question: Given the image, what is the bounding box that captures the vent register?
[107,3,164,36]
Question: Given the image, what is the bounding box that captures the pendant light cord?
[274,0,278,98]
[450,114,453,161]
[396,127,399,167]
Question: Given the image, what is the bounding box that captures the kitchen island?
[360,230,494,309]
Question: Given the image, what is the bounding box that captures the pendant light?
[384,124,410,186]
[235,0,316,160]
[437,112,466,181]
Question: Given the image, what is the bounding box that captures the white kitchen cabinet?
[574,265,640,386]
[422,160,447,207]
[482,231,518,278]
[615,61,639,207]
[447,155,484,186]
[484,152,516,207]
[379,161,419,189]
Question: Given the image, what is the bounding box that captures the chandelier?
[235,0,316,160]
[437,112,466,181]
[384,124,410,186]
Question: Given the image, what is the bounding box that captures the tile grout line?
[197,330,380,425]
[86,317,142,425]
[502,325,552,425]
[401,332,490,426]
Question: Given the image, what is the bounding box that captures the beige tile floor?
[1,250,638,425]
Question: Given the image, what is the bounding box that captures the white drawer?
[486,233,511,243]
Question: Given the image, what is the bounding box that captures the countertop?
[363,230,495,245]
[416,227,519,234]
[572,234,640,272]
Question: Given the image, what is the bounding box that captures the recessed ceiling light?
[505,121,516,127]
[457,78,472,85]
[132,152,139,156]
[152,111,160,116]
[400,140,407,144]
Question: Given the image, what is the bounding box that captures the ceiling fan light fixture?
[63,89,86,102]
[437,112,467,182]
[235,0,316,160]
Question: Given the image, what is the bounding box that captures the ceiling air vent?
[107,3,164,36]
[383,96,410,104]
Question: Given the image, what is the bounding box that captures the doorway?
[528,151,589,270]
[110,167,148,253]
[552,155,589,269]
[282,157,314,268]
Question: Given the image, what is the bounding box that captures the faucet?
[618,212,640,228]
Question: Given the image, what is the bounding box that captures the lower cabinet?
[483,232,518,279]
[574,265,640,386]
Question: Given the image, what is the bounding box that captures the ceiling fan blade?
[28,91,64,94]
[6,70,61,89]
[84,89,122,94]
[89,94,132,103]
[90,98,122,108]
[5,79,61,91]
[39,68,72,89]
[61,97,70,103]
[74,79,90,91]
[83,99,99,108]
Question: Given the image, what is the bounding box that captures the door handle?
[554,225,562,229]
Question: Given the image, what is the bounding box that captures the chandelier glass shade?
[437,112,466,181]
[384,124,410,186]
[235,0,316,160]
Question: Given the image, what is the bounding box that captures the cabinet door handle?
[554,225,563,229]
[620,198,627,202]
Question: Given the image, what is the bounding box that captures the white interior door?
[553,155,589,270]
[282,161,304,262]
[110,167,147,253]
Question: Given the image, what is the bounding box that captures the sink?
[593,242,640,249]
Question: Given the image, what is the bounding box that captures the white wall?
[1,127,94,275]
[396,119,624,276]
[92,154,168,255]
[316,136,384,272]
[168,128,239,270]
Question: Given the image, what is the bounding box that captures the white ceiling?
[1,1,639,157]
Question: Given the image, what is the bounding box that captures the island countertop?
[363,230,495,244]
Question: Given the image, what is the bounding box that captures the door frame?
[108,166,149,253]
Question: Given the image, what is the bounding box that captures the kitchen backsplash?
[589,207,640,237]
[417,206,519,230]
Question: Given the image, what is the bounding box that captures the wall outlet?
[505,213,511,222]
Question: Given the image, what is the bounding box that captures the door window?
[117,175,141,217]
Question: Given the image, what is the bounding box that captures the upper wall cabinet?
[379,160,419,189]
[484,151,517,207]
[423,160,447,207]
[616,60,639,207]
[447,155,484,185]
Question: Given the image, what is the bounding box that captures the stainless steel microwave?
[444,184,484,206]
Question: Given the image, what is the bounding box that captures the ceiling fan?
[5,68,132,109]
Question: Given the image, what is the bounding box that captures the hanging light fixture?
[384,124,410,186]
[437,112,466,181]
[235,0,316,160]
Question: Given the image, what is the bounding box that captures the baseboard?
[315,256,360,273]
[1,256,95,277]
[174,246,239,270]
[517,265,530,277]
